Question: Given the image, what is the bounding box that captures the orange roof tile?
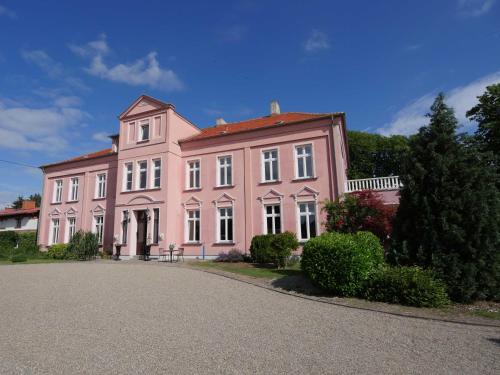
[40,148,115,169]
[0,207,39,217]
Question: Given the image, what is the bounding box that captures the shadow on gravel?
[487,338,500,346]
[271,274,327,296]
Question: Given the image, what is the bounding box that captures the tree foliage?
[347,131,409,179]
[10,193,41,208]
[390,93,500,303]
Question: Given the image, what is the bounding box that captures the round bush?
[363,266,450,308]
[249,234,273,264]
[301,231,384,296]
[47,244,70,259]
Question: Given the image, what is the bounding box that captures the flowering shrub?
[323,190,396,247]
[215,249,244,262]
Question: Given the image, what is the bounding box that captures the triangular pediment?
[90,204,106,214]
[65,207,77,216]
[49,208,62,217]
[183,195,202,209]
[293,186,319,201]
[119,95,173,119]
[258,189,283,204]
[213,193,235,205]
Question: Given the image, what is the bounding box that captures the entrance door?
[136,210,147,257]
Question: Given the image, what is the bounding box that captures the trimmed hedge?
[301,231,384,296]
[362,266,450,307]
[10,254,28,263]
[0,231,43,260]
[250,232,299,268]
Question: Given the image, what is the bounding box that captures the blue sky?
[0,0,499,207]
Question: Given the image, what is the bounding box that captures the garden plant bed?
[185,260,500,327]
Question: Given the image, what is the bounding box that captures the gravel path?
[0,262,499,374]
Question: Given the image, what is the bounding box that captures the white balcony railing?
[346,176,402,193]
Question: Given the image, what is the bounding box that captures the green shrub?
[10,254,28,263]
[301,231,384,296]
[17,232,39,256]
[216,249,244,262]
[47,244,71,259]
[363,266,450,307]
[0,231,18,252]
[67,231,99,260]
[250,232,299,268]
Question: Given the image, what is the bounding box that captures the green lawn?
[0,258,68,265]
[189,261,301,279]
[469,310,500,320]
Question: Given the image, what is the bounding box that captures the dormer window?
[139,120,150,141]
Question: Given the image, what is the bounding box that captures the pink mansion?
[38,95,399,258]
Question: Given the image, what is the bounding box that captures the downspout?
[37,167,45,247]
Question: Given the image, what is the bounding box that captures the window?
[186,209,200,243]
[218,156,232,186]
[51,218,60,245]
[298,202,317,241]
[15,217,22,229]
[96,173,106,198]
[94,215,104,244]
[69,178,79,201]
[152,159,161,188]
[262,149,279,182]
[218,207,233,242]
[187,160,200,189]
[265,204,281,234]
[139,120,150,141]
[53,179,63,203]
[67,217,76,242]
[124,163,133,191]
[138,161,147,189]
[121,211,129,244]
[295,144,314,179]
[153,208,160,244]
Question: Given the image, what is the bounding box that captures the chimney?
[21,200,36,210]
[215,118,227,126]
[110,135,119,153]
[270,100,280,115]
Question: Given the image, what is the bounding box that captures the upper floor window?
[124,163,133,191]
[69,177,79,201]
[218,207,233,243]
[94,215,104,245]
[53,179,63,203]
[187,160,200,189]
[295,144,314,179]
[298,202,317,241]
[96,173,106,198]
[265,204,281,234]
[139,120,150,141]
[186,209,200,243]
[138,161,148,190]
[262,149,279,182]
[217,156,232,187]
[152,159,161,188]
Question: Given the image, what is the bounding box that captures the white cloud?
[0,97,89,151]
[0,5,16,19]
[457,0,495,16]
[70,35,183,91]
[303,30,330,52]
[377,71,500,136]
[92,132,110,142]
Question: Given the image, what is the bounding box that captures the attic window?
[139,120,150,141]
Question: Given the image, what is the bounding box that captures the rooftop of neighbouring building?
[0,200,39,218]
[40,148,116,169]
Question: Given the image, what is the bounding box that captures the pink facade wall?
[38,96,350,257]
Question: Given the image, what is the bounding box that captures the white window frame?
[261,148,280,182]
[94,215,104,245]
[152,158,161,189]
[217,155,233,187]
[124,163,133,192]
[121,210,129,245]
[96,173,106,198]
[50,218,60,245]
[264,203,282,234]
[66,217,76,243]
[137,160,148,190]
[217,207,234,243]
[138,119,150,141]
[186,159,201,189]
[185,209,201,243]
[294,143,315,179]
[53,179,63,203]
[68,177,79,202]
[297,201,318,241]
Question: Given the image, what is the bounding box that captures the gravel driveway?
[0,262,499,374]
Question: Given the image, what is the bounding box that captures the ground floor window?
[51,218,59,245]
[67,217,76,241]
[265,204,281,234]
[298,202,317,241]
[153,208,160,244]
[218,207,233,242]
[121,211,128,244]
[186,209,200,243]
[94,215,104,244]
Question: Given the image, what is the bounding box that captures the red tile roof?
[0,207,39,218]
[179,112,342,143]
[40,148,116,169]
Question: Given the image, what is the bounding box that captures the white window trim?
[296,201,319,242]
[65,216,76,243]
[185,209,201,243]
[121,210,129,245]
[93,215,105,245]
[261,147,280,183]
[216,206,235,243]
[49,218,60,245]
[293,143,316,180]
[216,154,233,187]
[123,163,133,192]
[53,179,63,203]
[68,177,79,202]
[95,173,107,199]
[137,160,148,190]
[138,119,150,142]
[151,158,162,189]
[263,203,282,234]
[186,159,201,190]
